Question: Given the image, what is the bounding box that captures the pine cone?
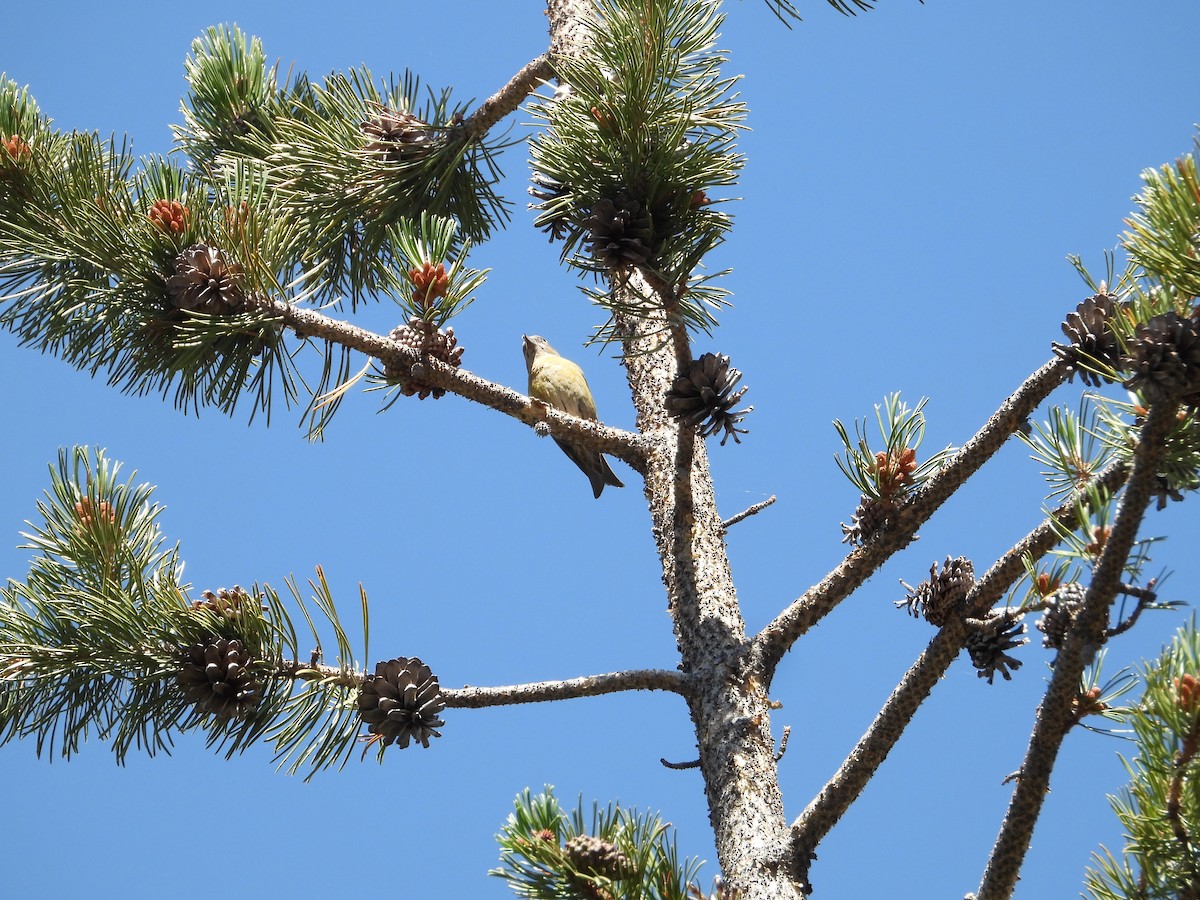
[664,353,752,445]
[190,585,255,622]
[529,171,572,242]
[178,637,260,716]
[965,615,1026,684]
[1152,474,1187,511]
[584,194,654,268]
[1122,311,1200,405]
[1052,292,1120,386]
[898,556,974,626]
[357,657,445,749]
[165,243,246,315]
[840,496,897,546]
[384,318,466,399]
[563,834,633,881]
[1036,582,1085,650]
[360,105,432,164]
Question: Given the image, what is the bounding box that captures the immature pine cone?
[1,133,30,163]
[148,199,189,235]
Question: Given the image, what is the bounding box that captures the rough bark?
[544,4,806,896]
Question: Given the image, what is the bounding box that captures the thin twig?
[774,725,792,762]
[1107,580,1158,638]
[276,662,691,706]
[723,495,777,530]
[442,668,692,708]
[661,756,702,770]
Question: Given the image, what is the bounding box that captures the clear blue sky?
[2,2,1199,897]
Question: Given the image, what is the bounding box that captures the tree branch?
[441,668,692,707]
[723,495,777,530]
[1106,581,1158,638]
[460,54,555,142]
[787,458,1129,861]
[277,659,691,706]
[975,401,1178,900]
[246,292,650,471]
[752,357,1070,683]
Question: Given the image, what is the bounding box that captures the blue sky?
[2,2,1199,898]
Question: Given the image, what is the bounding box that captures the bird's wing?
[531,357,598,420]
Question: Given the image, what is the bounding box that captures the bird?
[522,334,625,498]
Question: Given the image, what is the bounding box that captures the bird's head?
[522,334,558,370]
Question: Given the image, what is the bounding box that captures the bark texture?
[544,4,806,896]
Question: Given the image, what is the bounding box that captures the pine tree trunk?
[620,315,805,898]
[544,4,804,895]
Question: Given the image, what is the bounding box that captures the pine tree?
[1,2,1199,898]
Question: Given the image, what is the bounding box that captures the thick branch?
[460,55,554,142]
[787,458,1129,860]
[247,293,649,471]
[752,357,1069,682]
[975,401,1177,900]
[442,668,691,707]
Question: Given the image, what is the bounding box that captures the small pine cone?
[898,556,975,626]
[840,495,897,546]
[384,318,466,399]
[1052,292,1121,386]
[965,615,1026,684]
[357,657,445,749]
[1152,474,1186,511]
[409,261,449,309]
[178,637,260,716]
[1122,311,1200,405]
[148,199,189,235]
[191,585,254,622]
[563,834,633,881]
[1036,582,1085,650]
[664,353,752,446]
[2,133,31,162]
[529,171,572,242]
[165,244,246,315]
[73,497,116,529]
[876,447,917,497]
[584,194,654,268]
[360,105,431,164]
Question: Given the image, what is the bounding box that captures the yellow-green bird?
[522,334,624,498]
